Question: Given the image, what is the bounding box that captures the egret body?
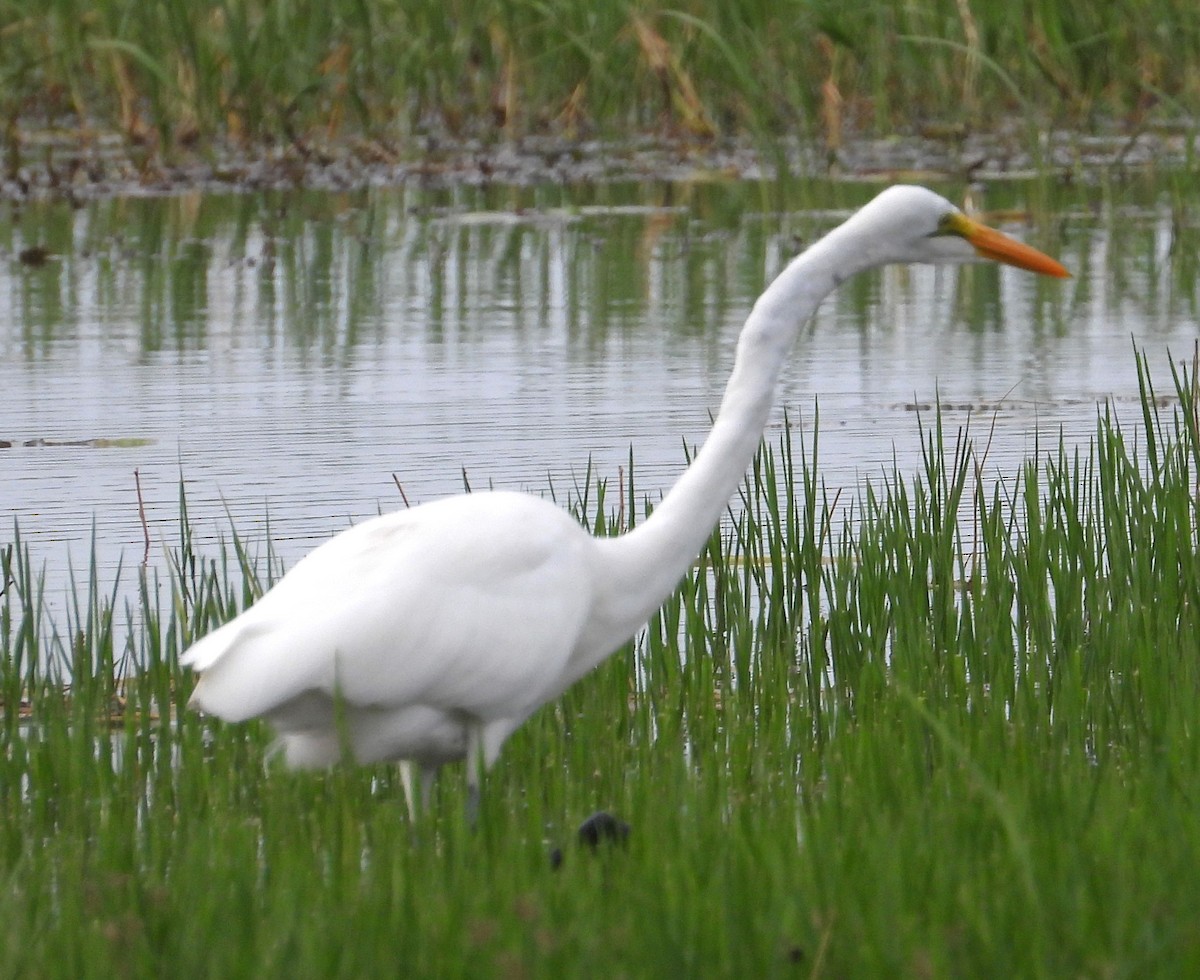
[181,186,1068,814]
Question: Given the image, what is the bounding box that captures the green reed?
[0,347,1198,976]
[2,0,1197,167]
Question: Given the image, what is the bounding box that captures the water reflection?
[1,178,1195,613]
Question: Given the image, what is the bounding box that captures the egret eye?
[931,212,967,238]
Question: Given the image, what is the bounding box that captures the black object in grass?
[550,810,631,869]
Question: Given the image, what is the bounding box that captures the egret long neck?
[589,223,873,646]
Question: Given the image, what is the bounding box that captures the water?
[1,178,1196,614]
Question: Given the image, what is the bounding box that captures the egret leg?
[464,719,511,827]
[399,761,419,822]
[465,724,486,828]
[421,766,435,811]
[466,782,481,828]
[399,761,437,822]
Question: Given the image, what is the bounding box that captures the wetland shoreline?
[4,124,1196,202]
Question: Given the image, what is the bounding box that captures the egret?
[181,186,1068,819]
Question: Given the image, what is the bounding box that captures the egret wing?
[184,492,595,724]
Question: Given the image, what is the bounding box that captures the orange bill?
[945,212,1071,278]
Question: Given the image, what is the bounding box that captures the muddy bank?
[2,124,1194,201]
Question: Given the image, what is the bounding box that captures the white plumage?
[181,186,1068,815]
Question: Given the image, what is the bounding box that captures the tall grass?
[1,348,1198,976]
[2,0,1197,168]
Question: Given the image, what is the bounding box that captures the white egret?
[181,186,1068,817]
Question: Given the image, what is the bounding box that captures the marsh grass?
[2,1,1197,169]
[1,349,1199,976]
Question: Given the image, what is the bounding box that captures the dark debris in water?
[896,392,1183,413]
[17,245,53,267]
[6,437,154,449]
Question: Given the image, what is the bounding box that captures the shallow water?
[1,177,1196,616]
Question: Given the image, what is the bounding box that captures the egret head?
[850,185,1070,278]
